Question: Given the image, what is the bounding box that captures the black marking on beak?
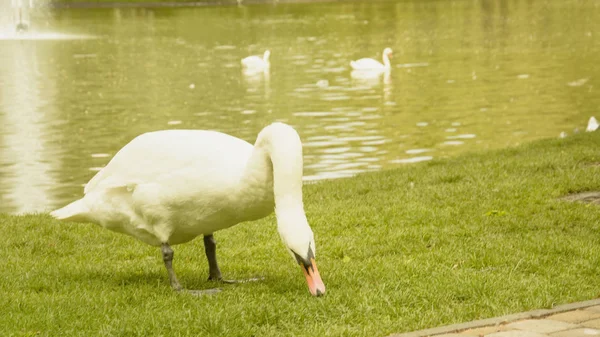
[293,244,315,272]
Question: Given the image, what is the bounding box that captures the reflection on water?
[0,0,599,213]
[0,43,58,213]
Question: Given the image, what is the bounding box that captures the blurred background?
[0,0,598,213]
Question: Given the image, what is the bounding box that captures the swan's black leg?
[161,243,183,291]
[203,234,263,285]
[203,234,223,281]
[162,242,221,296]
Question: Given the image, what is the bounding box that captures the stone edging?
[387,298,600,337]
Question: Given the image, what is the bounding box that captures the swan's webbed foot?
[184,288,222,297]
[208,276,265,284]
[207,276,239,284]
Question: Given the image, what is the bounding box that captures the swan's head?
[383,47,393,58]
[276,211,325,297]
[263,50,271,62]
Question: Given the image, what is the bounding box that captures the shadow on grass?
[62,268,271,293]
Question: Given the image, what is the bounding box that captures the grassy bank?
[2,133,600,336]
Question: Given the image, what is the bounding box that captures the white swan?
[51,123,325,297]
[350,47,393,71]
[241,50,270,71]
[586,116,598,132]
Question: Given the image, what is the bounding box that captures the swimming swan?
[51,123,325,297]
[241,50,271,71]
[350,47,393,71]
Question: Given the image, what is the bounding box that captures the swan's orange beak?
[301,258,325,297]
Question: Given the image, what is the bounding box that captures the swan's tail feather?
[50,199,90,222]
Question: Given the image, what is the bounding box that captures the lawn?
[1,132,600,336]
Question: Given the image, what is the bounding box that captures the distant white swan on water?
[241,50,271,71]
[350,47,393,71]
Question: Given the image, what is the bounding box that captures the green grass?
[2,133,600,336]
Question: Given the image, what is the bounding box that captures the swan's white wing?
[241,55,267,68]
[85,130,253,195]
[350,58,385,70]
[73,130,257,244]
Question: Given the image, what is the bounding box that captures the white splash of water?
[0,0,94,41]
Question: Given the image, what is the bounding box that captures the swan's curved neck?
[383,53,391,69]
[241,123,306,220]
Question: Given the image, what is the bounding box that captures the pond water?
[0,0,599,214]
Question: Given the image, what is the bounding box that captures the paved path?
[389,299,600,337]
